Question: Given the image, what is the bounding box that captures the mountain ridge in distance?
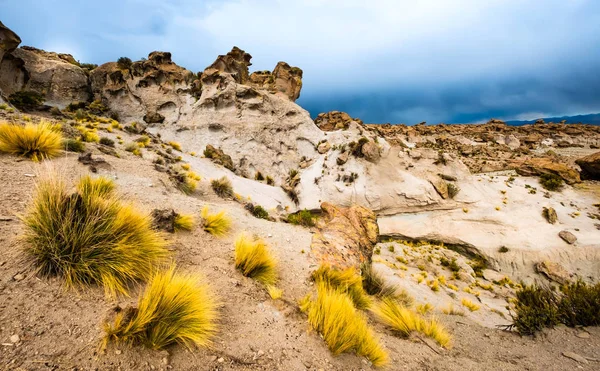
[506,113,600,126]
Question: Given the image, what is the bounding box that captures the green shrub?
[287,209,316,227]
[511,284,561,335]
[361,263,412,306]
[99,137,115,147]
[117,57,132,70]
[63,139,86,153]
[557,280,600,327]
[211,176,233,198]
[8,91,45,110]
[246,203,269,220]
[539,173,563,191]
[447,183,460,199]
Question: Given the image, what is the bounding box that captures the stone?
[429,178,449,199]
[314,111,361,131]
[203,145,235,171]
[575,331,590,339]
[515,158,581,184]
[9,335,20,343]
[361,141,381,163]
[143,111,165,124]
[151,209,178,233]
[310,202,379,270]
[317,141,330,154]
[535,261,571,284]
[542,207,558,224]
[0,216,13,222]
[336,151,349,165]
[13,273,25,281]
[559,230,577,244]
[206,46,252,84]
[575,151,600,180]
[482,269,506,283]
[562,351,589,364]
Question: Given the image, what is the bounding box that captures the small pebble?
[10,335,20,343]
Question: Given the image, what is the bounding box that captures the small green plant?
[211,176,234,198]
[63,138,85,153]
[440,257,461,273]
[99,137,115,147]
[361,263,412,306]
[8,91,45,109]
[498,246,509,253]
[266,175,274,186]
[255,171,264,181]
[287,209,316,227]
[246,204,269,220]
[447,183,460,199]
[117,57,132,70]
[539,173,563,191]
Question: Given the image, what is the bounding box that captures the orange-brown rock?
[575,151,600,180]
[513,158,581,184]
[314,111,363,131]
[206,46,252,84]
[310,202,379,270]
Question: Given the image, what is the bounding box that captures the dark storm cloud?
[2,0,600,123]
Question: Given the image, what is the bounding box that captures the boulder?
[558,230,577,245]
[317,141,330,154]
[203,144,235,171]
[1,46,90,107]
[0,21,20,65]
[514,158,581,184]
[314,111,361,131]
[310,202,379,270]
[535,261,571,284]
[336,151,349,165]
[206,46,252,84]
[271,62,303,101]
[575,151,600,180]
[361,141,381,163]
[429,177,449,199]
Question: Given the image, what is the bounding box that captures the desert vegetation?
[0,121,63,161]
[21,173,169,297]
[211,176,234,198]
[200,206,231,236]
[234,233,277,286]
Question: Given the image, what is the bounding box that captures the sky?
[2,0,600,124]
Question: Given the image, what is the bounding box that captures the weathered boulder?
[361,141,381,163]
[514,158,581,184]
[317,141,330,154]
[203,144,235,171]
[310,202,379,270]
[558,230,577,245]
[336,151,349,165]
[314,111,361,131]
[535,261,571,284]
[429,177,449,199]
[575,151,600,180]
[206,46,252,84]
[0,46,90,107]
[90,51,196,124]
[0,21,20,66]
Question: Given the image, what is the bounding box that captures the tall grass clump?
[361,263,412,306]
[174,214,195,232]
[200,206,231,237]
[299,281,388,367]
[312,265,371,310]
[21,173,169,297]
[0,122,63,161]
[211,176,234,198]
[103,266,218,350]
[287,209,316,227]
[372,297,451,348]
[234,233,277,286]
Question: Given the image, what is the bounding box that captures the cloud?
[2,0,600,123]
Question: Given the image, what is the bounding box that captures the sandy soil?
[1,143,599,370]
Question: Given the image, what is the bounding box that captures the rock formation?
[576,151,600,180]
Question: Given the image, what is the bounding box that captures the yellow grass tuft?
[313,265,372,310]
[181,163,191,171]
[417,303,433,315]
[267,285,283,300]
[76,175,115,199]
[461,298,480,311]
[300,282,388,367]
[187,171,201,181]
[103,266,218,350]
[442,303,465,316]
[200,206,231,237]
[372,298,452,348]
[211,176,234,198]
[21,172,169,297]
[168,141,182,151]
[174,214,195,232]
[234,232,277,285]
[0,121,63,161]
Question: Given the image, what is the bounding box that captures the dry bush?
[21,173,169,297]
[0,122,63,161]
[200,206,231,237]
[234,233,277,285]
[361,263,412,306]
[103,266,218,350]
[211,176,233,198]
[174,214,195,232]
[461,298,480,312]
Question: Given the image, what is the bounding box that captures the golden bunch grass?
[361,263,412,306]
[312,265,372,310]
[234,232,277,286]
[442,303,465,316]
[76,175,115,199]
[168,141,182,151]
[178,176,197,194]
[201,206,231,237]
[21,173,169,297]
[267,285,283,300]
[103,266,218,350]
[300,281,388,367]
[461,298,480,312]
[181,163,191,171]
[174,214,195,232]
[0,121,63,161]
[372,298,452,348]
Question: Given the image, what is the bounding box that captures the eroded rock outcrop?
[514,157,581,184]
[0,21,20,67]
[310,202,379,270]
[314,111,363,131]
[576,151,600,180]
